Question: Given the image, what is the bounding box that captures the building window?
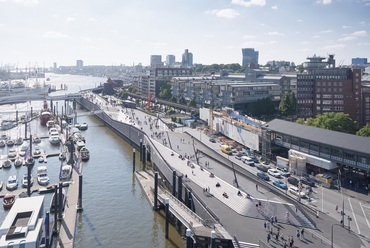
[323,100,332,104]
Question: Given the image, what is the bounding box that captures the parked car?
[238,151,248,157]
[243,158,255,166]
[268,169,282,178]
[235,153,242,160]
[287,177,300,186]
[250,155,259,163]
[276,167,290,177]
[257,163,270,172]
[209,138,216,143]
[288,186,306,198]
[300,177,315,187]
[230,146,238,154]
[273,180,288,190]
[257,172,270,181]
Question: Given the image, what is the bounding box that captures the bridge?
[0,93,83,105]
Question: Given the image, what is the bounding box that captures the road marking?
[360,201,370,229]
[347,198,360,234]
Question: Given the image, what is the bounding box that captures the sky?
[0,0,370,68]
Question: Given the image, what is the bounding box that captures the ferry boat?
[40,100,52,126]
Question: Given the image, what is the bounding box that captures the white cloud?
[66,17,75,22]
[320,30,332,33]
[297,19,303,22]
[338,36,356,41]
[321,44,346,50]
[316,0,332,5]
[0,24,4,27]
[357,42,370,46]
[231,0,266,7]
[351,30,367,36]
[266,31,284,36]
[271,5,278,10]
[43,31,70,39]
[242,35,256,39]
[312,35,320,39]
[111,29,118,33]
[206,8,240,19]
[13,0,39,5]
[88,18,97,22]
[342,25,352,29]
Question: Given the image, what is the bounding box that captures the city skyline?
[0,0,369,67]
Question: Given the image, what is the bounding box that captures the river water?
[0,73,184,248]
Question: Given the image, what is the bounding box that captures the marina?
[0,73,367,248]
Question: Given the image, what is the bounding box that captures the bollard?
[142,145,146,170]
[164,198,170,239]
[16,110,18,124]
[186,229,192,248]
[45,211,50,248]
[53,186,58,235]
[172,171,177,197]
[132,149,136,173]
[58,183,63,220]
[211,230,216,248]
[27,163,32,197]
[177,176,183,202]
[77,174,83,212]
[24,122,27,140]
[154,172,158,210]
[139,139,143,162]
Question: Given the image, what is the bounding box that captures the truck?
[276,156,289,169]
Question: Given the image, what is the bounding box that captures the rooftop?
[264,119,370,155]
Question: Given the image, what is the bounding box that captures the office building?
[242,48,259,68]
[352,58,368,65]
[181,49,193,68]
[150,55,163,68]
[166,55,175,67]
[76,60,83,70]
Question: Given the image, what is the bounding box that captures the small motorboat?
[7,148,17,160]
[33,136,41,144]
[14,157,23,167]
[6,139,14,147]
[37,166,49,186]
[80,147,90,161]
[3,194,15,209]
[2,159,12,169]
[26,156,35,166]
[38,157,44,163]
[15,137,23,146]
[0,139,5,147]
[76,139,85,151]
[50,188,66,212]
[79,122,88,131]
[21,173,34,188]
[6,175,18,191]
[46,120,55,129]
[59,152,66,161]
[60,164,72,182]
[33,146,42,158]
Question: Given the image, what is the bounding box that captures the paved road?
[88,94,369,247]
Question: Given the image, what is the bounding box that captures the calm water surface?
[0,73,184,248]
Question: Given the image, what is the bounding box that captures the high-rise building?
[242,48,259,68]
[352,57,368,65]
[181,49,193,68]
[150,55,163,68]
[297,55,364,126]
[166,55,175,67]
[76,60,83,70]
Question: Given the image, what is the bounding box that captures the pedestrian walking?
[267,233,271,243]
[274,216,277,223]
[335,205,338,212]
[301,228,304,238]
[296,229,300,239]
[256,184,258,191]
[264,222,267,229]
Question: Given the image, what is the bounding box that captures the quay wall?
[76,97,217,225]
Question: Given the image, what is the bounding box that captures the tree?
[295,118,305,124]
[188,98,196,107]
[178,96,186,105]
[304,112,357,134]
[159,82,172,100]
[356,124,370,137]
[279,92,296,116]
[246,97,275,117]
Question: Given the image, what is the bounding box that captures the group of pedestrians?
[266,226,304,247]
